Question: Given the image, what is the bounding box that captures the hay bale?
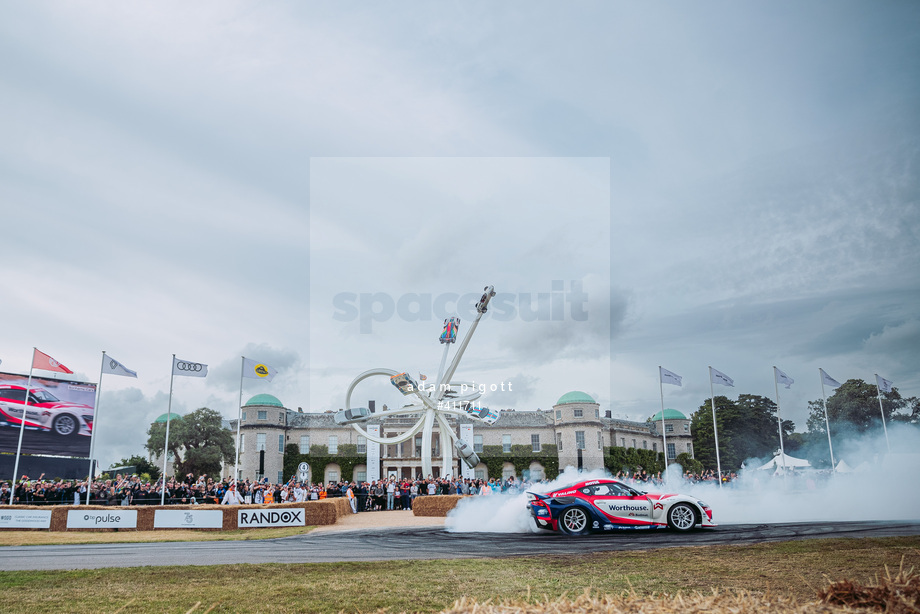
[818,561,919,613]
[412,495,466,517]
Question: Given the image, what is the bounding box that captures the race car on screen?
[528,478,714,534]
[0,384,94,437]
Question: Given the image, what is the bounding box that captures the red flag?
[32,349,73,374]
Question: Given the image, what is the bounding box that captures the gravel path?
[310,509,447,533]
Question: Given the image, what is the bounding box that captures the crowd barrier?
[0,498,352,532]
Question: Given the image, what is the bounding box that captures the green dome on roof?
[244,393,284,408]
[154,412,182,423]
[555,391,596,405]
[650,408,688,421]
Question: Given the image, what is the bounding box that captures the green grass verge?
[0,536,917,613]
[0,526,317,546]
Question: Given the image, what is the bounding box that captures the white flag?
[710,367,734,387]
[876,374,893,394]
[774,366,794,389]
[173,357,208,378]
[820,368,840,388]
[242,357,277,381]
[103,355,137,378]
[659,366,682,387]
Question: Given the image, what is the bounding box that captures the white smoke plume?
[446,424,920,533]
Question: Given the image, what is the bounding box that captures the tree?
[690,394,795,473]
[115,454,161,481]
[145,407,235,479]
[806,379,908,436]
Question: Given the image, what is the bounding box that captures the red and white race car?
[0,384,94,437]
[528,478,715,534]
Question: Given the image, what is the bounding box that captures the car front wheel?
[52,414,79,437]
[667,502,697,531]
[558,506,590,535]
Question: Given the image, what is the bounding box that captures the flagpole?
[234,356,244,487]
[658,368,668,484]
[708,367,723,488]
[9,348,36,505]
[772,367,787,488]
[874,374,891,453]
[85,352,107,505]
[161,355,177,506]
[819,369,836,472]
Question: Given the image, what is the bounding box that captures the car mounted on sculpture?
[454,438,480,469]
[0,384,94,437]
[527,478,714,535]
[333,406,372,425]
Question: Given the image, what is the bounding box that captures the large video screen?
[0,371,96,458]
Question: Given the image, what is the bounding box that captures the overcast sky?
[2,2,918,468]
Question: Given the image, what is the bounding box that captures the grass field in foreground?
[0,526,317,546]
[0,536,918,613]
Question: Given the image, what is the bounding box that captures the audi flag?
[173,357,208,377]
[33,349,73,374]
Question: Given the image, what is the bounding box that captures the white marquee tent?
[756,452,812,472]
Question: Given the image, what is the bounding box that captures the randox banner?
[237,508,305,528]
[154,510,224,529]
[0,509,52,529]
[0,370,96,457]
[67,510,137,529]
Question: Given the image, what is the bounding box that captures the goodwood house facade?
[231,391,694,484]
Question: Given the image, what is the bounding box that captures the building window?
[327,470,338,483]
[278,434,284,453]
[665,424,674,433]
[531,434,540,452]
[241,412,246,421]
[328,436,338,455]
[653,442,658,452]
[256,433,266,451]
[555,410,561,419]
[643,440,647,449]
[684,423,690,432]
[277,470,284,483]
[475,469,485,480]
[356,470,367,482]
[620,437,626,447]
[473,435,483,453]
[687,443,693,454]
[416,433,424,456]
[574,409,583,418]
[357,436,366,454]
[632,438,636,448]
[667,443,676,459]
[240,434,245,453]
[502,434,512,453]
[278,412,284,423]
[597,432,602,449]
[556,432,562,451]
[300,435,310,454]
[595,408,600,418]
[575,431,585,450]
[257,411,267,420]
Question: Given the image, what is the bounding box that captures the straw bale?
[818,559,919,613]
[412,495,466,517]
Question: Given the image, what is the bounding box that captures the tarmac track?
[2,521,919,571]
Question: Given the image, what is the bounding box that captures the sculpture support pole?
[421,408,435,478]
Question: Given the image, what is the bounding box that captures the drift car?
[0,384,94,437]
[528,478,714,534]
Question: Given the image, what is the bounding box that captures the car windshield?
[30,389,61,403]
